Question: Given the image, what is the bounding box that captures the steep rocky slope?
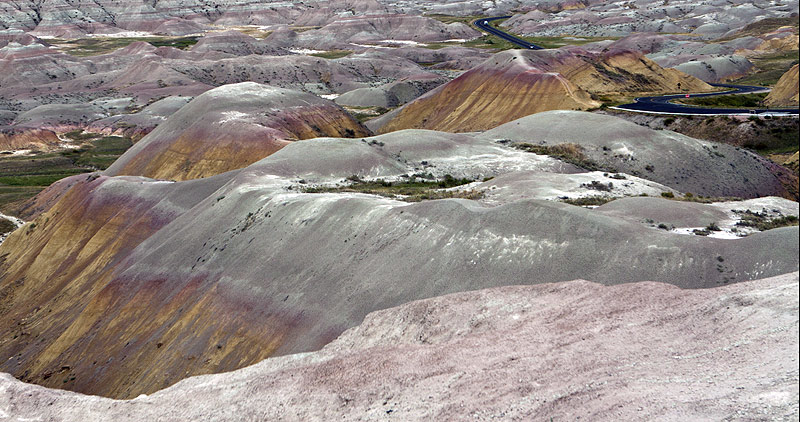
[372,48,710,133]
[104,82,370,181]
[0,127,61,152]
[0,122,796,398]
[764,64,800,107]
[1,272,797,420]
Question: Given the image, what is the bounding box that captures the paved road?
[472,17,799,116]
[473,17,543,50]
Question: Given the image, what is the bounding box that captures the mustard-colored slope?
[0,128,61,151]
[381,57,599,134]
[379,49,711,134]
[23,270,301,399]
[764,64,799,107]
[105,83,372,182]
[116,106,370,181]
[0,174,231,397]
[569,51,713,94]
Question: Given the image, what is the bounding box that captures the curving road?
[472,17,800,116]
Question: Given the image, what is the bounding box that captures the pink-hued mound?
[0,272,797,421]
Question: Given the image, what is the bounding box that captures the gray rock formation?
[478,110,789,198]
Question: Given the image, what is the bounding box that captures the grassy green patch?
[741,118,799,154]
[0,217,17,235]
[50,36,198,56]
[675,92,769,108]
[59,136,133,169]
[303,175,483,202]
[732,50,799,86]
[0,135,133,212]
[63,130,102,141]
[310,50,353,59]
[148,36,199,49]
[513,142,608,171]
[0,172,87,186]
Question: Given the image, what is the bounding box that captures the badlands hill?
[104,82,369,181]
[502,0,796,38]
[0,109,797,398]
[0,33,445,141]
[501,5,798,83]
[1,272,797,420]
[0,0,392,37]
[291,14,479,49]
[765,64,800,107]
[372,48,711,133]
[479,110,792,199]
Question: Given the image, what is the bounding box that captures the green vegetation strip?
[303,175,483,202]
[732,50,799,87]
[310,50,353,59]
[675,92,768,108]
[0,134,133,211]
[50,36,198,56]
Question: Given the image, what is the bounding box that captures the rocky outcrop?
[293,14,480,49]
[0,0,394,38]
[0,127,61,151]
[188,30,289,56]
[105,82,370,181]
[0,272,797,420]
[764,64,799,107]
[86,96,193,141]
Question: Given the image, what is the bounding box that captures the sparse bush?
[562,196,617,206]
[303,176,482,202]
[734,210,799,231]
[661,191,674,198]
[513,142,606,171]
[582,180,613,192]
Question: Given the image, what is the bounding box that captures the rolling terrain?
[0,110,797,398]
[0,0,797,418]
